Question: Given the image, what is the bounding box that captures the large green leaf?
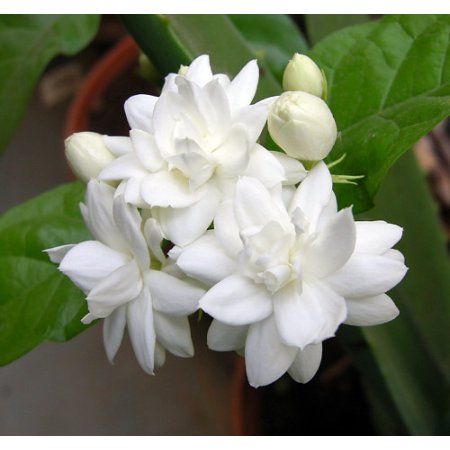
[305,14,371,45]
[0,15,100,156]
[360,151,450,434]
[121,14,281,100]
[0,182,90,365]
[310,14,450,212]
[229,15,308,83]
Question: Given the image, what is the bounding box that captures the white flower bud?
[282,53,324,98]
[268,91,337,161]
[65,132,115,182]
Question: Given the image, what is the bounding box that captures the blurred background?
[0,15,449,435]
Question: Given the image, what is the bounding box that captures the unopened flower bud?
[268,91,337,161]
[282,53,324,98]
[65,132,115,182]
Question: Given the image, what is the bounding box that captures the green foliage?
[229,15,308,82]
[310,15,450,212]
[0,182,90,365]
[0,15,100,156]
[306,14,371,45]
[121,14,281,100]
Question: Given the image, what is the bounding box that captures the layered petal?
[59,241,128,294]
[245,315,297,388]
[174,231,236,286]
[269,151,307,185]
[86,259,142,318]
[153,311,194,357]
[126,288,156,374]
[147,270,204,316]
[103,135,133,157]
[199,274,273,326]
[103,305,127,363]
[214,200,243,258]
[207,319,248,351]
[326,253,408,299]
[355,221,403,255]
[124,94,158,132]
[288,343,322,383]
[227,60,259,110]
[244,144,286,188]
[345,294,399,326]
[130,129,164,172]
[153,185,220,246]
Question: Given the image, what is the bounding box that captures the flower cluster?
[48,54,407,387]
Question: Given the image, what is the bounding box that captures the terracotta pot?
[64,36,259,436]
[64,36,139,137]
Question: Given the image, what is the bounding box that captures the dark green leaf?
[310,15,450,212]
[0,14,100,156]
[229,15,308,82]
[0,182,90,365]
[305,14,371,45]
[121,14,281,101]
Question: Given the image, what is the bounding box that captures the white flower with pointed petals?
[173,162,407,387]
[46,180,205,374]
[98,55,306,246]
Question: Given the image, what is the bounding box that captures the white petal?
[130,129,164,172]
[234,176,291,232]
[227,60,259,110]
[237,103,270,142]
[59,241,128,294]
[288,343,322,383]
[98,153,148,181]
[270,151,307,185]
[207,319,248,351]
[140,170,207,208]
[45,244,75,264]
[245,315,297,388]
[147,270,204,316]
[274,281,346,349]
[185,54,213,87]
[103,135,133,157]
[213,124,250,178]
[103,305,127,363]
[303,208,356,278]
[82,180,128,253]
[326,253,408,299]
[154,341,166,368]
[112,195,149,270]
[345,294,399,326]
[199,274,272,326]
[127,288,156,374]
[384,249,405,263]
[204,78,231,129]
[143,218,166,264]
[124,94,158,132]
[289,161,332,230]
[153,311,194,357]
[355,221,403,255]
[214,200,243,258]
[154,185,220,246]
[87,260,142,318]
[174,231,236,286]
[244,144,286,188]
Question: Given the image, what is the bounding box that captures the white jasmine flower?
[282,53,324,98]
[268,91,337,161]
[173,162,407,387]
[98,55,305,246]
[46,180,205,374]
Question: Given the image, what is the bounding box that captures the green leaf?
[0,182,90,365]
[121,14,281,100]
[305,14,371,45]
[229,15,308,82]
[0,14,100,156]
[310,14,450,212]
